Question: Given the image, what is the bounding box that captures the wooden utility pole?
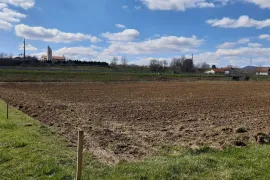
[6,102,8,119]
[76,130,84,180]
[24,38,26,60]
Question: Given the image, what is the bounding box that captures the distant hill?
[242,66,257,72]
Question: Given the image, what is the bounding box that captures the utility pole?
[24,38,26,60]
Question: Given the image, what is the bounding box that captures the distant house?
[204,69,215,74]
[255,67,270,76]
[212,67,233,75]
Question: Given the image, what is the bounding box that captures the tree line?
[149,56,211,74]
[0,53,109,67]
[109,56,213,73]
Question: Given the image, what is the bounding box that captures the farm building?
[204,69,215,74]
[211,67,233,74]
[255,67,270,76]
[40,46,66,62]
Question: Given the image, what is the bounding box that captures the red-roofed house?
[255,67,270,76]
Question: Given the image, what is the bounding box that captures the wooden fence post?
[76,130,84,180]
[6,102,8,119]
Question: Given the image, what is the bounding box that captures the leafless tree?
[0,53,8,59]
[196,62,210,69]
[8,53,13,59]
[110,57,118,68]
[149,59,163,73]
[170,56,194,73]
[121,56,128,66]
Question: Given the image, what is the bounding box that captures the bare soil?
[0,81,270,163]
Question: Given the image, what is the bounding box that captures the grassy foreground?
[1,100,270,179]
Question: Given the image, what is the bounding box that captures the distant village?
[205,66,270,76]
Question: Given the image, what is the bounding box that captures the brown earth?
[0,81,270,163]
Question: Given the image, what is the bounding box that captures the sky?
[1,0,270,67]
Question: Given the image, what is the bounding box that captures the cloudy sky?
[1,0,270,67]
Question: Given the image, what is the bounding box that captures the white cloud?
[101,35,203,55]
[140,0,270,11]
[15,24,101,43]
[115,24,126,29]
[0,8,26,23]
[0,0,35,9]
[217,38,250,48]
[140,0,216,11]
[259,34,270,41]
[207,15,270,29]
[248,43,262,48]
[54,47,98,59]
[237,38,250,44]
[0,3,7,9]
[101,29,140,41]
[19,43,37,51]
[217,42,237,49]
[195,46,270,67]
[217,47,270,57]
[245,0,270,9]
[122,5,128,9]
[135,6,141,10]
[0,19,11,30]
[90,45,104,50]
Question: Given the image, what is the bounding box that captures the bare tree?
[196,62,210,69]
[8,53,13,59]
[0,53,8,59]
[162,60,168,68]
[149,59,163,73]
[110,57,118,68]
[121,56,128,66]
[170,56,185,74]
[170,56,194,73]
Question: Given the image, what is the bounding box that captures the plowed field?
[0,81,269,163]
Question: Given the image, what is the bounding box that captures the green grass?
[1,100,270,179]
[0,69,229,82]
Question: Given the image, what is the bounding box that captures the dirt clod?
[255,133,270,145]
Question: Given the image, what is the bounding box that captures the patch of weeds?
[236,127,249,133]
[44,169,56,176]
[38,125,52,136]
[233,136,249,147]
[189,146,216,155]
[57,159,73,166]
[139,176,148,180]
[0,154,10,164]
[204,158,218,168]
[0,121,17,129]
[60,175,74,180]
[6,140,28,148]
[164,166,181,180]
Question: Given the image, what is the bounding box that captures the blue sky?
[1,0,270,67]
